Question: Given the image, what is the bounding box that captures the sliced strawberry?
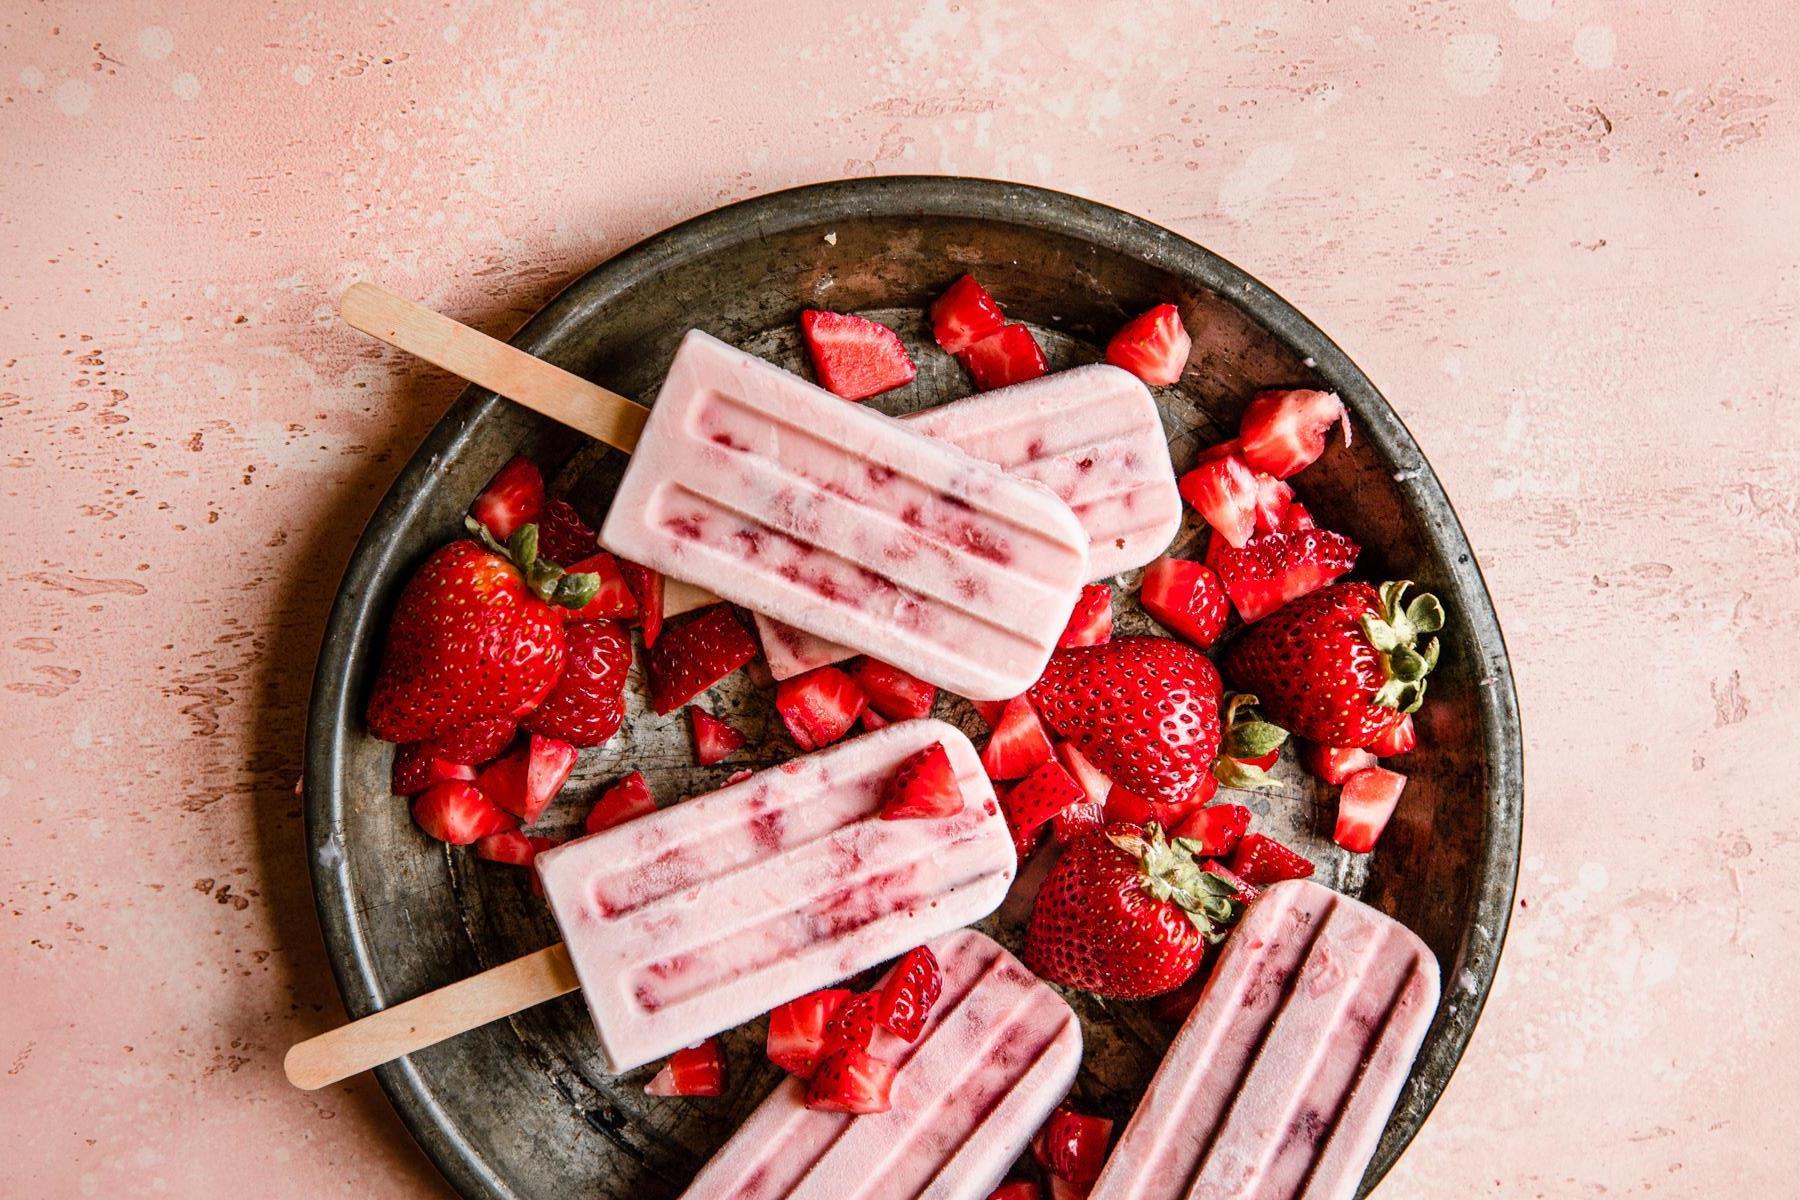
[1203,858,1260,905]
[1050,799,1106,846]
[1033,1105,1115,1185]
[766,988,852,1078]
[1055,742,1112,808]
[584,770,656,834]
[1210,527,1360,623]
[775,665,867,751]
[860,707,891,731]
[1104,775,1217,828]
[644,1038,725,1097]
[645,604,757,714]
[688,707,745,766]
[474,734,577,824]
[980,695,1055,781]
[1250,473,1296,535]
[970,698,1008,728]
[1104,303,1190,386]
[804,1046,896,1114]
[1228,832,1316,887]
[522,619,633,746]
[1178,449,1260,548]
[1003,758,1087,860]
[959,323,1047,391]
[1172,803,1251,857]
[1238,388,1349,479]
[473,828,537,866]
[1368,712,1418,756]
[468,455,543,541]
[392,747,477,797]
[929,274,1007,354]
[846,658,937,721]
[535,497,598,567]
[1139,557,1229,648]
[1281,500,1316,531]
[800,310,918,402]
[819,991,879,1059]
[1335,766,1407,853]
[875,946,942,1041]
[617,558,664,648]
[987,1183,1042,1200]
[560,551,638,621]
[1301,741,1378,785]
[412,780,516,845]
[880,741,964,820]
[1057,583,1114,649]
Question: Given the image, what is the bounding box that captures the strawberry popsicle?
[534,719,1015,1074]
[681,929,1082,1199]
[598,330,1091,701]
[1088,879,1440,1200]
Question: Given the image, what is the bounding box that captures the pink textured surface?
[2,3,1795,1197]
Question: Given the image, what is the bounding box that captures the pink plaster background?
[3,1,1797,1195]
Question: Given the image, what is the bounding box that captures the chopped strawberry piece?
[688,707,745,766]
[1250,473,1296,535]
[876,946,943,1041]
[819,991,879,1060]
[584,770,656,834]
[522,619,633,746]
[473,828,538,866]
[1050,799,1106,846]
[468,455,543,541]
[1055,742,1112,807]
[880,741,964,820]
[804,1046,896,1114]
[644,1037,725,1097]
[617,558,664,648]
[1368,713,1418,756]
[1335,767,1407,853]
[860,707,891,731]
[1057,583,1114,649]
[1104,303,1191,386]
[1172,803,1251,857]
[1139,557,1229,648]
[723,768,753,785]
[1203,859,1260,904]
[1033,1105,1115,1185]
[958,323,1047,391]
[1301,741,1378,785]
[535,497,598,566]
[646,604,757,714]
[800,310,918,402]
[929,274,1007,354]
[980,695,1055,781]
[1104,775,1216,828]
[1238,388,1349,479]
[1145,966,1211,1024]
[412,780,516,845]
[1209,527,1360,623]
[767,988,853,1078]
[391,746,478,796]
[560,551,639,621]
[1177,449,1260,548]
[775,664,867,751]
[1003,759,1087,860]
[988,1183,1042,1200]
[846,658,938,721]
[474,734,577,824]
[970,698,1008,728]
[1047,1178,1090,1200]
[1281,500,1316,531]
[1228,832,1316,886]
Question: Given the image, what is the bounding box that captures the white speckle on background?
[138,26,175,60]
[56,78,93,115]
[823,231,837,245]
[1219,143,1296,221]
[19,66,45,89]
[1579,861,1610,892]
[1574,25,1617,69]
[71,720,92,749]
[1443,33,1503,97]
[172,73,201,101]
[1443,356,1463,377]
[443,24,462,43]
[293,64,313,85]
[0,777,11,799]
[1511,0,1554,20]
[316,832,344,870]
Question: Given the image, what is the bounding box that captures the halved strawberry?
[1172,803,1251,857]
[981,695,1055,781]
[1210,527,1360,623]
[1055,742,1113,807]
[988,1184,1042,1200]
[617,559,664,648]
[846,658,937,721]
[468,456,544,541]
[1177,448,1260,548]
[473,828,537,866]
[1227,832,1315,887]
[1057,583,1114,649]
[1301,741,1379,784]
[1251,473,1296,535]
[561,551,639,622]
[1104,303,1190,386]
[1003,758,1087,860]
[929,274,1007,354]
[767,988,852,1078]
[584,770,656,834]
[644,1038,725,1097]
[688,707,745,765]
[804,1046,896,1114]
[776,665,867,751]
[1368,712,1417,756]
[880,741,964,820]
[535,498,598,567]
[1335,766,1407,853]
[959,323,1048,391]
[392,747,478,797]
[1238,388,1349,479]
[1033,1105,1115,1185]
[423,718,519,766]
[646,604,757,714]
[522,619,633,746]
[1139,557,1229,648]
[412,780,516,845]
[876,946,942,1041]
[800,310,918,402]
[474,734,577,824]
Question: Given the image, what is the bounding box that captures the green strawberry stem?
[1214,693,1287,793]
[1361,581,1444,713]
[464,517,600,610]
[1107,823,1243,944]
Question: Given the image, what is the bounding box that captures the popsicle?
[682,929,1082,1200]
[536,718,1015,1074]
[1087,879,1440,1200]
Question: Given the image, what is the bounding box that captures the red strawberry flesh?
[468,456,543,541]
[1104,303,1190,386]
[1139,557,1229,648]
[1210,527,1360,623]
[1177,450,1261,549]
[958,323,1047,391]
[475,734,577,824]
[846,658,937,721]
[523,619,633,746]
[535,497,599,567]
[880,741,964,820]
[1238,388,1349,479]
[875,946,943,1041]
[646,604,757,715]
[775,664,867,751]
[804,1047,896,1114]
[1056,583,1114,649]
[584,770,656,834]
[1227,832,1316,887]
[980,695,1055,781]
[1335,766,1407,853]
[929,274,1007,355]
[412,780,516,845]
[766,987,852,1078]
[644,1037,725,1097]
[800,310,918,402]
[688,707,745,765]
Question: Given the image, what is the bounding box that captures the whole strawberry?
[366,522,599,743]
[1028,637,1223,806]
[1025,823,1242,999]
[1221,580,1444,749]
[522,619,634,746]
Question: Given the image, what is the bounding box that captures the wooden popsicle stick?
[284,942,579,1091]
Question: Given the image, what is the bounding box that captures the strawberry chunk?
[1250,473,1296,535]
[412,780,516,845]
[617,559,664,648]
[468,455,543,541]
[535,497,598,567]
[1057,583,1114,649]
[584,770,656,834]
[980,695,1055,781]
[644,1037,725,1097]
[1238,388,1349,479]
[474,734,577,824]
[1172,803,1251,857]
[846,658,937,721]
[970,698,1007,728]
[767,988,852,1078]
[1368,713,1418,756]
[1003,759,1087,860]
[688,707,745,766]
[1227,832,1316,887]
[1139,557,1229,648]
[804,1046,896,1114]
[860,707,891,731]
[880,741,964,820]
[988,1183,1042,1200]
[819,991,879,1059]
[958,323,1047,391]
[800,310,918,402]
[391,747,477,797]
[1104,303,1190,386]
[1177,449,1261,548]
[875,946,942,1041]
[473,829,538,866]
[1033,1105,1115,1185]
[646,605,757,714]
[1335,766,1407,853]
[560,551,639,622]
[1055,742,1113,808]
[1301,741,1378,785]
[419,718,519,766]
[1209,527,1360,623]
[1049,799,1106,846]
[775,664,867,751]
[1202,859,1260,905]
[1104,775,1217,828]
[522,619,633,746]
[929,274,1007,354]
